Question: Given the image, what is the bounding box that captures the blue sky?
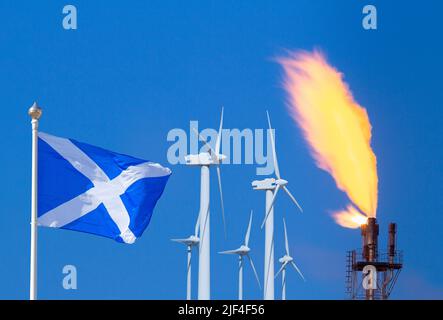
[0,0,442,299]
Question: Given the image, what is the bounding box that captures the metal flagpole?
[28,102,42,300]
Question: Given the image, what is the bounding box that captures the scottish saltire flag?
[37,132,171,244]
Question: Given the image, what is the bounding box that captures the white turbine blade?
[194,211,200,237]
[215,107,224,155]
[192,128,217,157]
[187,251,192,273]
[275,262,287,279]
[291,261,306,282]
[245,210,253,247]
[266,111,280,179]
[247,254,261,289]
[216,165,227,239]
[260,185,280,229]
[283,218,290,256]
[219,249,239,255]
[171,238,189,244]
[282,186,303,213]
[199,206,210,245]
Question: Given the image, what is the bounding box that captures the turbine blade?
[199,206,210,246]
[216,165,227,239]
[275,262,287,279]
[171,238,189,243]
[245,210,253,247]
[219,249,239,255]
[192,127,216,157]
[194,211,200,237]
[282,186,303,213]
[247,254,261,289]
[187,251,192,274]
[266,111,280,179]
[283,218,290,256]
[260,185,280,229]
[215,107,224,155]
[291,261,306,282]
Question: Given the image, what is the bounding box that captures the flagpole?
[28,102,42,300]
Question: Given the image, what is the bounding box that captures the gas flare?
[278,50,378,228]
[333,204,368,229]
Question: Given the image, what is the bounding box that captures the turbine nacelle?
[171,235,200,247]
[185,150,227,166]
[274,179,288,187]
[252,178,277,191]
[251,178,289,191]
[238,245,251,255]
[219,245,250,256]
[278,255,293,264]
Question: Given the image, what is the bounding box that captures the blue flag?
[37,132,171,244]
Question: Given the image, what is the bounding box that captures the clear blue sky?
[0,0,442,299]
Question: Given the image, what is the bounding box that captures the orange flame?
[333,205,368,229]
[278,50,378,228]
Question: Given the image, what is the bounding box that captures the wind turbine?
[275,218,305,300]
[185,108,227,300]
[219,211,261,300]
[171,213,200,300]
[251,111,303,300]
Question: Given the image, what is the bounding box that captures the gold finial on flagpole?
[28,102,42,120]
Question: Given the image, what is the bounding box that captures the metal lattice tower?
[346,219,403,300]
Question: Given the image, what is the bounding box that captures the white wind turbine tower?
[251,111,303,300]
[275,218,306,300]
[185,108,227,300]
[171,213,200,300]
[219,211,261,300]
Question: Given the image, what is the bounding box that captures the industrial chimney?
[388,223,396,264]
[345,219,403,300]
[361,217,379,262]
